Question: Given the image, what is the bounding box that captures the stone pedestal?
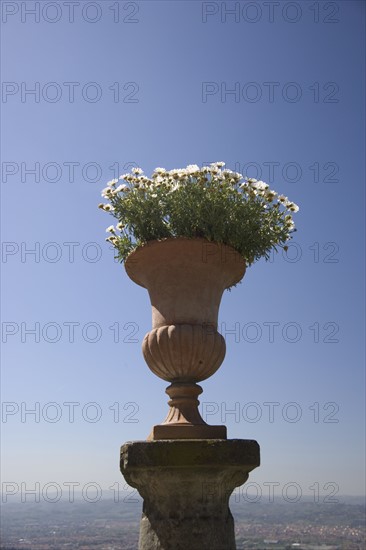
[120,439,260,550]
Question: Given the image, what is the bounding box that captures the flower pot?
[125,237,246,440]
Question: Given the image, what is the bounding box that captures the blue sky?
[1,0,365,503]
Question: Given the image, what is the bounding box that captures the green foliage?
[100,163,299,266]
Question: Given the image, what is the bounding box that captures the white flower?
[107,179,118,187]
[106,225,115,233]
[103,204,114,211]
[101,187,113,198]
[210,161,225,168]
[168,168,188,179]
[113,184,127,193]
[278,195,288,203]
[168,182,181,193]
[264,189,277,202]
[116,222,124,231]
[285,201,299,213]
[186,164,200,174]
[247,178,258,184]
[250,180,268,191]
[284,214,295,227]
[119,173,130,180]
[132,167,143,175]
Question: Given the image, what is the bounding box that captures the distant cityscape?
[1,497,365,549]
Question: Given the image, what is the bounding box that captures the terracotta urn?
[125,237,246,440]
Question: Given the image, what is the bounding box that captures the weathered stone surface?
[120,439,260,550]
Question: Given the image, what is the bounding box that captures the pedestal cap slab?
[121,439,260,471]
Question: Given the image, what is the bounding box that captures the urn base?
[147,381,227,440]
[148,423,227,440]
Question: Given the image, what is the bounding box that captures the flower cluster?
[99,162,299,265]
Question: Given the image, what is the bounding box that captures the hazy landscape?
[1,496,364,549]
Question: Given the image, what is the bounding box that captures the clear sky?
[1,0,365,504]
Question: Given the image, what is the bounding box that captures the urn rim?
[125,237,246,289]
